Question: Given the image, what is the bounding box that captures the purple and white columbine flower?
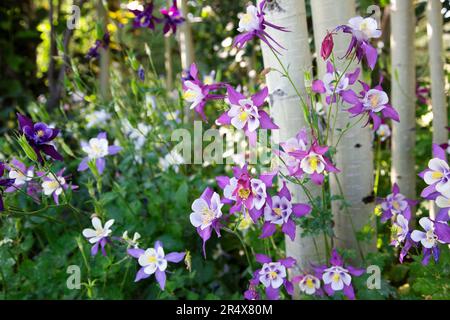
[254,254,296,300]
[312,62,360,105]
[315,249,364,300]
[38,168,77,204]
[129,2,160,30]
[17,113,63,163]
[391,214,410,247]
[190,187,223,257]
[419,144,450,199]
[435,192,450,222]
[160,0,185,35]
[82,217,114,256]
[276,129,309,177]
[86,32,110,60]
[335,16,382,70]
[127,241,185,290]
[234,1,288,53]
[216,85,278,146]
[182,63,225,121]
[0,162,14,211]
[292,272,323,296]
[378,183,415,222]
[253,182,311,241]
[5,158,34,193]
[341,79,399,131]
[78,132,121,175]
[411,217,450,265]
[216,164,276,218]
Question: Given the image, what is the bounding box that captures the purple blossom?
[17,113,63,163]
[86,32,110,60]
[321,31,334,60]
[312,61,360,105]
[390,214,410,248]
[129,2,160,30]
[82,217,114,256]
[289,140,339,185]
[234,0,289,53]
[127,241,185,290]
[416,84,429,105]
[160,0,185,35]
[340,78,399,131]
[377,183,416,223]
[275,129,309,177]
[419,144,450,200]
[252,181,311,241]
[0,162,14,211]
[189,187,223,257]
[411,217,450,265]
[314,249,364,300]
[138,65,145,81]
[216,164,276,219]
[182,63,225,121]
[335,16,382,70]
[252,254,296,300]
[78,132,122,175]
[37,168,78,204]
[216,85,279,146]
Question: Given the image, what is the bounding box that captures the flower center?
[432,171,443,179]
[37,130,45,137]
[147,255,157,264]
[426,230,438,244]
[392,201,400,210]
[306,278,314,288]
[308,156,319,171]
[238,188,251,200]
[369,94,379,108]
[332,273,341,282]
[183,90,198,101]
[241,13,253,24]
[238,111,249,122]
[201,207,216,225]
[273,208,282,217]
[269,271,278,280]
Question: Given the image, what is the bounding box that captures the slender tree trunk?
[97,0,110,100]
[164,36,173,91]
[177,0,195,122]
[47,0,57,108]
[259,0,325,288]
[311,0,376,262]
[390,0,416,213]
[426,0,447,218]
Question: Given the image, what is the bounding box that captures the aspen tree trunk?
[259,0,326,282]
[97,0,110,100]
[164,37,173,91]
[390,0,416,213]
[427,0,447,218]
[311,0,376,262]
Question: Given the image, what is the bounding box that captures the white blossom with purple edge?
[378,183,415,222]
[419,144,450,200]
[376,124,391,141]
[254,253,296,300]
[292,273,322,296]
[315,249,364,300]
[5,158,34,195]
[127,241,185,290]
[411,217,450,265]
[82,217,114,256]
[391,214,409,247]
[78,132,122,174]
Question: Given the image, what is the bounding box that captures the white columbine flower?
[323,72,349,95]
[159,150,185,173]
[138,247,167,275]
[183,81,205,110]
[228,98,260,132]
[223,177,238,201]
[190,192,223,230]
[423,158,450,195]
[411,217,442,249]
[42,174,66,196]
[362,89,388,112]
[264,195,292,225]
[348,16,382,41]
[9,167,33,186]
[259,262,286,289]
[82,217,114,244]
[123,231,141,248]
[237,5,260,33]
[376,124,391,141]
[86,110,111,128]
[298,275,321,295]
[322,266,352,291]
[250,178,267,210]
[82,137,109,159]
[300,152,325,174]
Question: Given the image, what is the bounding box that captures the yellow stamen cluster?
[238,188,251,200]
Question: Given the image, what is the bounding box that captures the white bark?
[427,0,447,219]
[97,0,110,100]
[165,36,173,90]
[259,0,326,279]
[311,0,376,261]
[390,0,416,212]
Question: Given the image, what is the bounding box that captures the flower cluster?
[129,1,184,35]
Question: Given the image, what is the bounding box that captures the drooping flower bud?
[321,31,334,60]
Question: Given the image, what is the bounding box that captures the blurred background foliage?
[0,0,449,299]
